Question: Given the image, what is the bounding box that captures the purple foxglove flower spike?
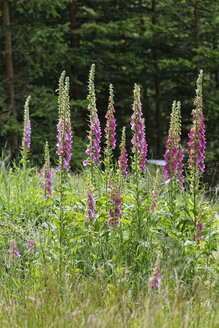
[151,264,161,288]
[131,84,147,172]
[22,96,31,150]
[164,101,184,190]
[42,141,52,198]
[187,70,206,179]
[105,84,116,151]
[7,240,20,268]
[56,72,72,171]
[118,127,128,177]
[83,64,101,167]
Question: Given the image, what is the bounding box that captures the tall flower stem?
[104,84,116,193]
[187,70,206,229]
[21,96,31,171]
[83,64,101,186]
[164,101,184,221]
[131,84,147,238]
[56,71,72,279]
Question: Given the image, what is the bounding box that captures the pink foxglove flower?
[28,239,35,252]
[164,101,184,190]
[83,64,101,167]
[131,84,147,172]
[105,84,116,150]
[42,141,52,198]
[57,72,72,171]
[118,127,128,177]
[187,70,206,178]
[108,180,122,228]
[22,96,31,150]
[151,264,161,288]
[7,241,20,268]
[196,216,203,244]
[85,184,95,222]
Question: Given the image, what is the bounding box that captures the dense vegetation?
[1,0,219,173]
[0,67,218,327]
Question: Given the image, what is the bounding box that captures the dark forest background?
[1,0,219,176]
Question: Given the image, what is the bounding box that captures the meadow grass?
[0,165,218,327]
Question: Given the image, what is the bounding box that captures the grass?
[0,164,218,327]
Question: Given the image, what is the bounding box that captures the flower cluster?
[83,64,101,167]
[118,127,128,177]
[196,216,203,244]
[42,141,52,198]
[22,96,31,150]
[57,72,72,171]
[28,238,35,252]
[187,70,206,177]
[7,241,20,268]
[108,180,122,228]
[139,120,147,173]
[151,263,161,288]
[163,101,184,190]
[105,84,116,150]
[85,184,95,222]
[131,84,147,172]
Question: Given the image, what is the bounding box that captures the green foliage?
[0,0,218,171]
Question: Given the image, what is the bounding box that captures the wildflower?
[56,71,72,171]
[108,180,122,228]
[164,101,184,190]
[151,264,161,288]
[28,239,35,252]
[42,141,52,198]
[131,84,147,172]
[84,64,101,167]
[7,240,20,268]
[85,184,95,222]
[118,127,128,177]
[196,216,203,244]
[105,84,116,150]
[187,70,206,178]
[22,96,31,150]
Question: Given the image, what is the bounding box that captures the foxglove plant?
[7,240,20,268]
[21,96,31,169]
[150,254,161,289]
[56,71,72,278]
[118,127,128,178]
[187,70,206,184]
[131,84,147,173]
[187,70,206,236]
[57,73,72,171]
[83,64,101,176]
[196,216,203,244]
[104,84,116,191]
[42,141,52,198]
[164,100,184,191]
[151,263,161,288]
[105,84,116,151]
[131,84,147,237]
[28,238,35,252]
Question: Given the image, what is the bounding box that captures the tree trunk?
[152,0,161,156]
[3,0,18,156]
